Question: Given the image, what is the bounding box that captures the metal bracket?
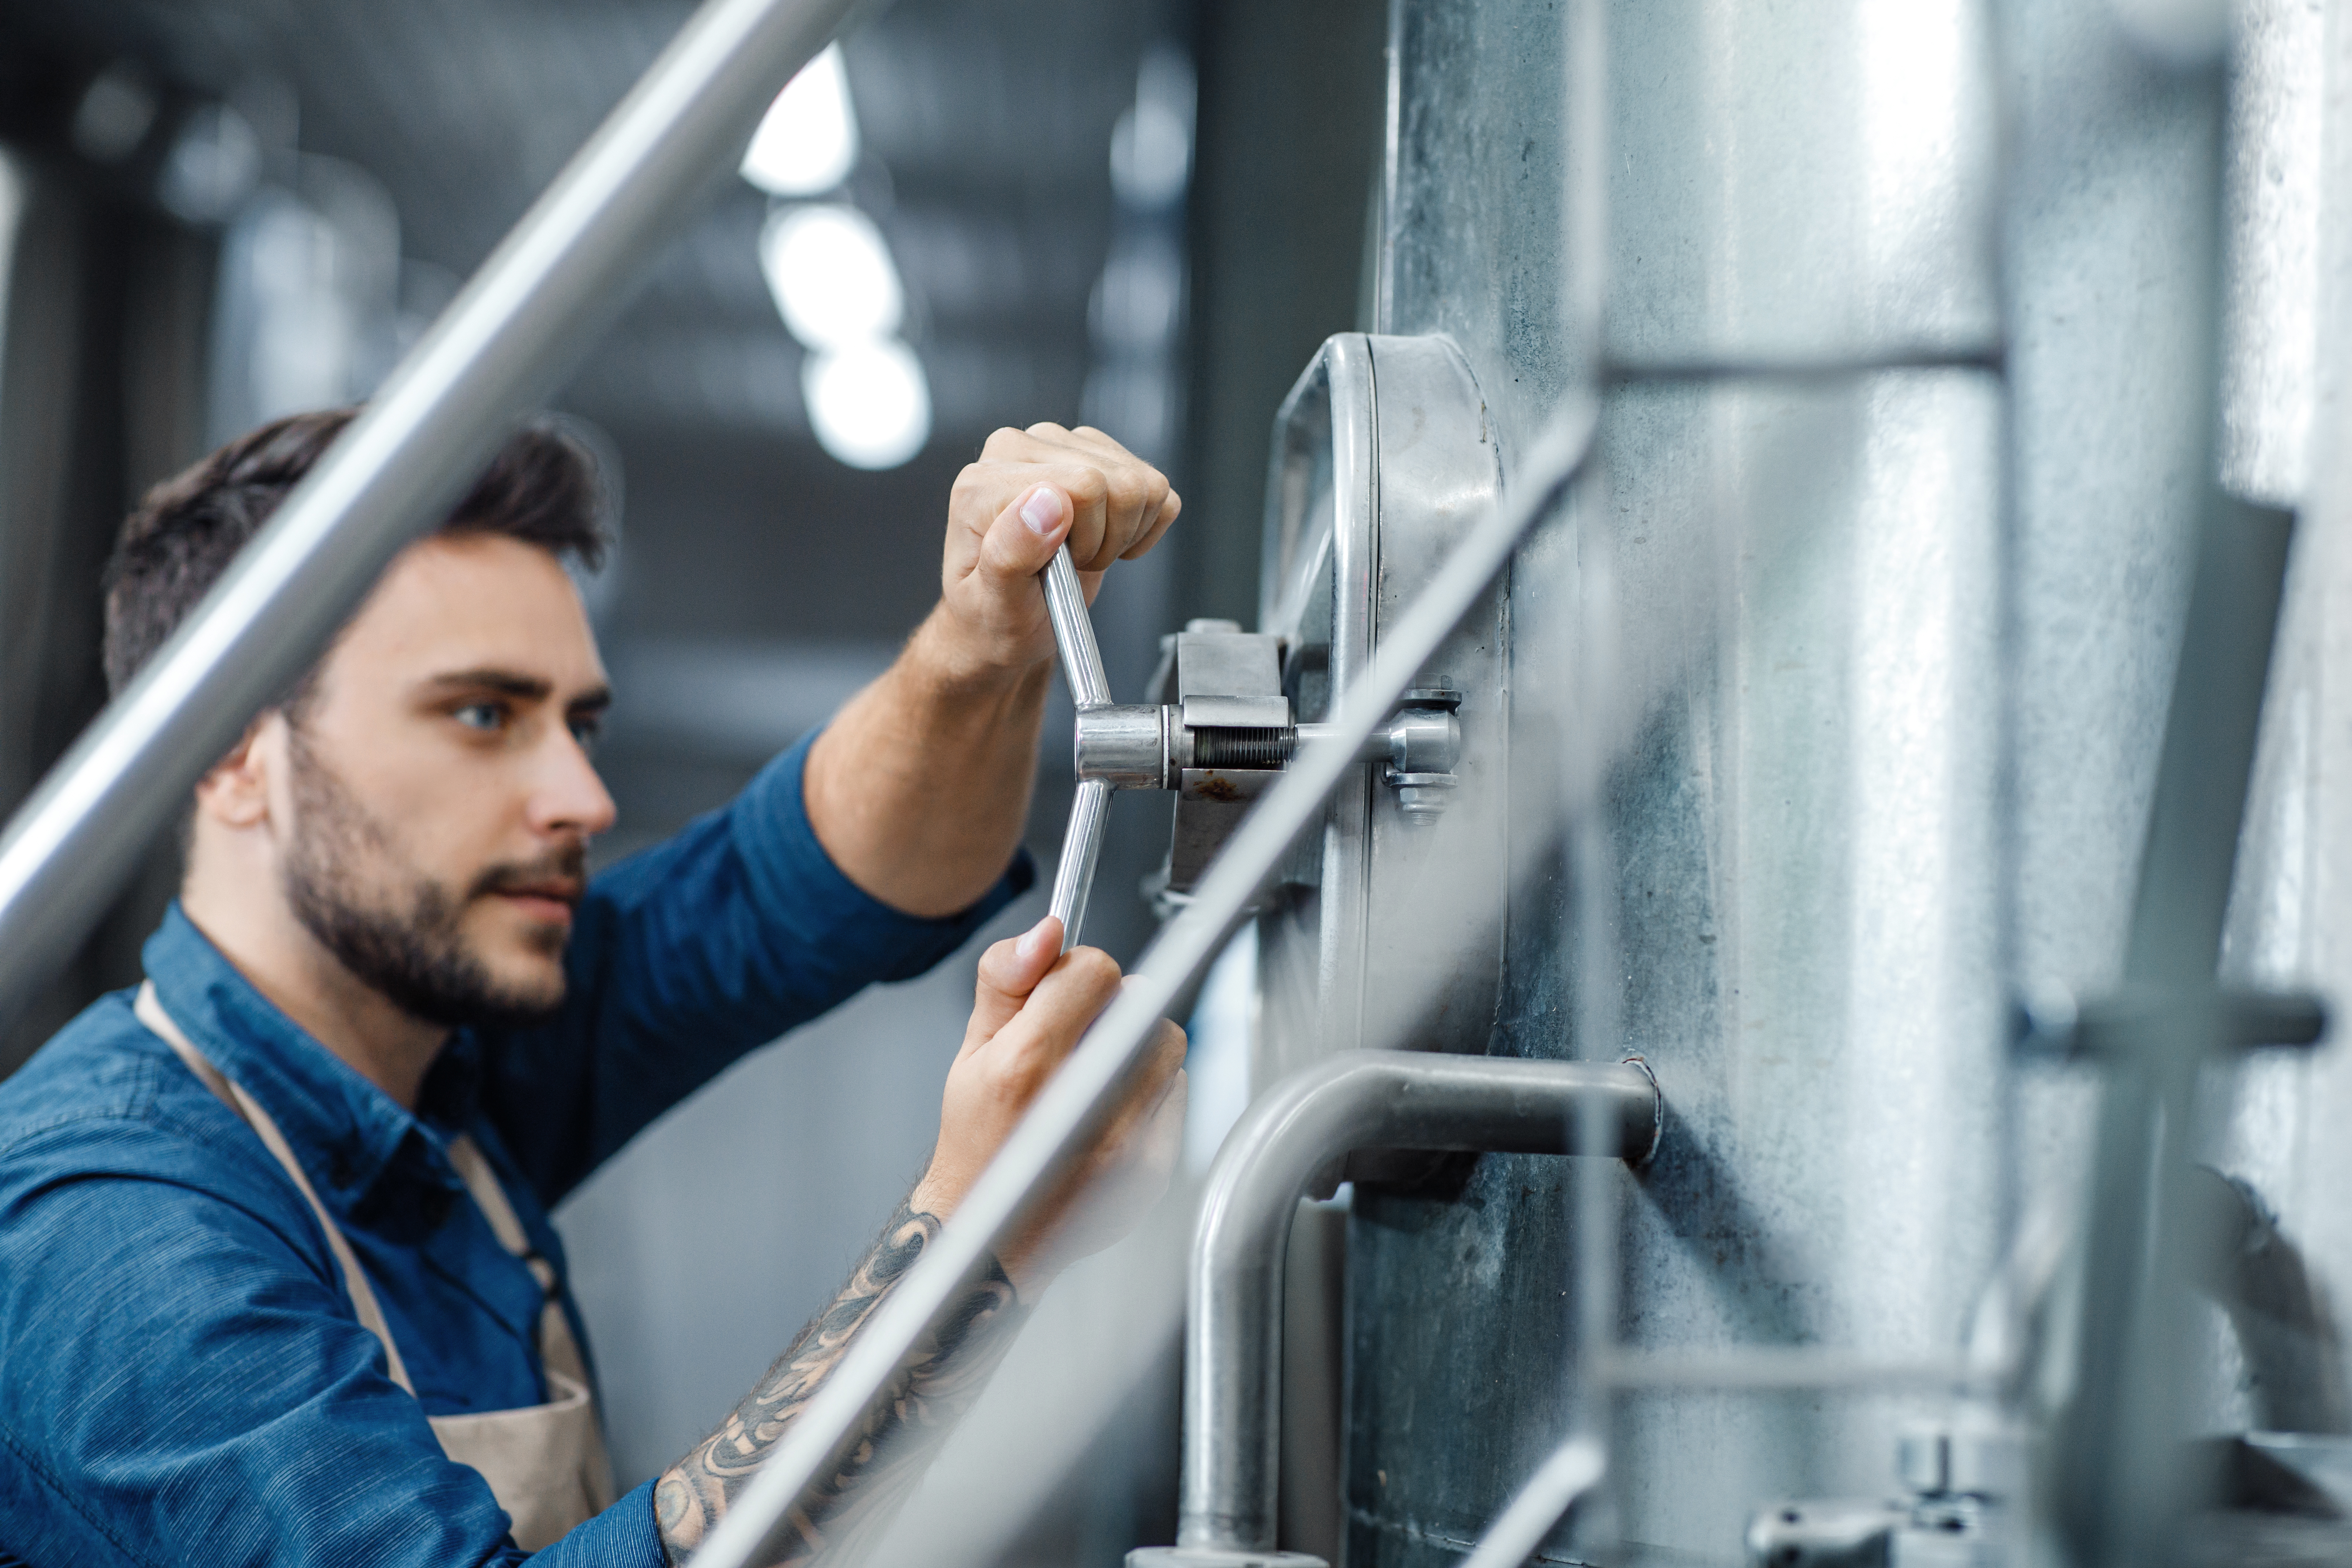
[1748,1426,2019,1568]
[2011,986,2327,1060]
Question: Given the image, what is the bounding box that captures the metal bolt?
[1387,770,1457,825]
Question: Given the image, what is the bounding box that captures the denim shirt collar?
[141,903,477,1222]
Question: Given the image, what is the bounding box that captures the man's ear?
[191,715,281,831]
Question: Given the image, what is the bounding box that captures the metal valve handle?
[1039,546,1464,951]
[1042,546,1111,953]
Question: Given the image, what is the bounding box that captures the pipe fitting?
[1073,703,1173,789]
[1134,1051,1661,1568]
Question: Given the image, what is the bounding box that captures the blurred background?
[0,0,1383,1553]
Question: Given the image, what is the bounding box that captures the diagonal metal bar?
[0,0,878,1030]
[1457,1437,1606,1568]
[2055,495,2297,1566]
[686,393,1605,1568]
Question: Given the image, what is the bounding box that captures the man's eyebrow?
[422,668,551,700]
[421,668,612,710]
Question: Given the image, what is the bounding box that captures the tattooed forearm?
[654,1198,1027,1566]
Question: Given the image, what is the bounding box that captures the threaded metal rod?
[1191,728,1298,768]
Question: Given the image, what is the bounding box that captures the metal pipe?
[684,393,1603,1568]
[0,0,876,1029]
[1163,1052,1657,1561]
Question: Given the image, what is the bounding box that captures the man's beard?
[282,728,581,1030]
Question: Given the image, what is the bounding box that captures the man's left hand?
[929,423,1180,682]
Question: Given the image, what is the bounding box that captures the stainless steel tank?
[1243,0,2351,1562]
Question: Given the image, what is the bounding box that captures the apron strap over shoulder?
[443,1135,592,1387]
[134,980,617,1547]
[135,982,418,1395]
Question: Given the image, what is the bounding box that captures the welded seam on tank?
[1603,345,2005,384]
[1343,1503,1600,1568]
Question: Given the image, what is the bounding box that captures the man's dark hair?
[101,408,611,698]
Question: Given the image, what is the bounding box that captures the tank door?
[1253,332,1507,1089]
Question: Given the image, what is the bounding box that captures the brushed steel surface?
[1329,0,2044,1562]
[1605,0,2001,368]
[2204,0,2352,1467]
[2217,0,2331,508]
[1319,0,2327,1559]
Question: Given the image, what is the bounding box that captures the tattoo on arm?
[654,1198,1026,1565]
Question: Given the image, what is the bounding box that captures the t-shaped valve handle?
[1042,546,1112,953]
[1038,546,1464,952]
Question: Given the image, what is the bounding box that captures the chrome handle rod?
[1040,544,1113,951]
[0,0,877,1028]
[685,392,1603,1568]
[1048,780,1112,955]
[1042,544,1113,710]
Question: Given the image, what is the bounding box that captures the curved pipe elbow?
[1176,1051,1660,1556]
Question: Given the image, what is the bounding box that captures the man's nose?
[527,726,618,840]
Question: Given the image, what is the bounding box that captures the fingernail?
[1017,917,1055,960]
[1020,486,1063,537]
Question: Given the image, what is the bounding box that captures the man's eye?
[569,714,603,748]
[453,703,504,731]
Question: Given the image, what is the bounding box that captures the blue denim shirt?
[0,733,1029,1567]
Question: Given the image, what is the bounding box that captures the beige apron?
[136,983,619,1550]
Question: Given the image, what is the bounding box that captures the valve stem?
[1193,727,1298,768]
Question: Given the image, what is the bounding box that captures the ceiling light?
[741,45,859,196]
[1111,48,1195,210]
[803,339,931,470]
[158,103,262,222]
[1090,233,1183,350]
[759,203,904,349]
[71,63,159,165]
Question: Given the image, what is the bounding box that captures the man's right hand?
[912,915,1189,1296]
[924,424,1181,685]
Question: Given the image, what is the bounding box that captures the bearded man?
[0,410,1188,1566]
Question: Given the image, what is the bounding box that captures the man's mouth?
[488,880,584,924]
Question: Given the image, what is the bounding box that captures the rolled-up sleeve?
[484,729,1034,1205]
